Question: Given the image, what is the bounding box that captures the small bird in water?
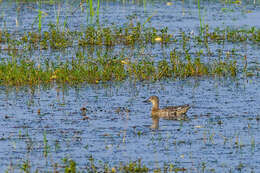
[144,96,190,129]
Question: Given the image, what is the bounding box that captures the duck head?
[144,96,159,109]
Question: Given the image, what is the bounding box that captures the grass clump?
[21,24,74,50]
[0,48,238,86]
[78,22,172,46]
[1,22,172,51]
[119,159,149,172]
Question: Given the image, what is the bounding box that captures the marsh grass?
[60,157,185,173]
[3,22,260,53]
[0,48,238,86]
[1,21,172,50]
[0,20,257,86]
[15,154,187,173]
[2,21,260,50]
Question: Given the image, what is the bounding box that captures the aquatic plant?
[0,47,239,86]
[0,20,174,51]
[1,20,260,53]
[43,131,50,158]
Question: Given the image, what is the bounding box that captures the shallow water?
[1,0,260,31]
[0,0,260,172]
[1,78,260,171]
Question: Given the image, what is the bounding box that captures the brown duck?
[144,96,190,129]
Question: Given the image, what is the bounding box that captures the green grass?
[0,22,172,50]
[2,22,260,50]
[0,48,237,86]
[15,157,186,173]
[1,21,258,86]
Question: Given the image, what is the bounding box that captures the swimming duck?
[144,96,190,128]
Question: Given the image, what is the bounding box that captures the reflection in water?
[150,115,159,129]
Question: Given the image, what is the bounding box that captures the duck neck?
[152,101,159,110]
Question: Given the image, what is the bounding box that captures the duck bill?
[143,99,150,103]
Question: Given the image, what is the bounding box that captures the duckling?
[144,96,190,128]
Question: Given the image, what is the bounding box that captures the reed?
[38,8,42,33]
[197,0,203,34]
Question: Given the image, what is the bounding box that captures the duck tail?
[185,104,190,110]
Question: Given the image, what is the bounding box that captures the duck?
[144,96,190,128]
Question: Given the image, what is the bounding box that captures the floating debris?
[166,2,173,6]
[155,37,162,42]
